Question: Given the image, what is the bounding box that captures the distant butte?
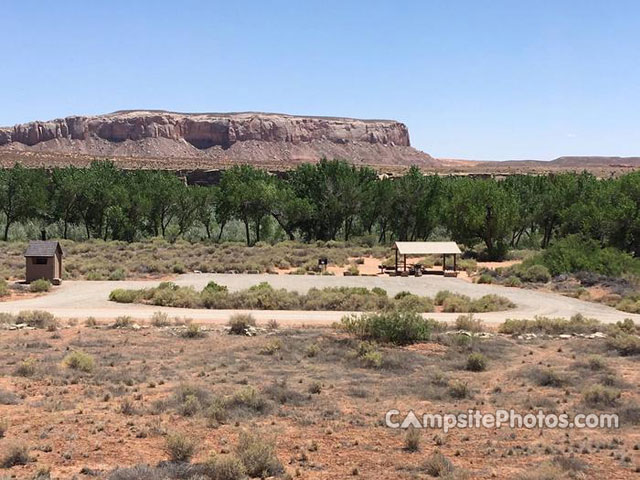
[0,111,638,174]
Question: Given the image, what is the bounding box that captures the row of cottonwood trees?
[2,159,640,260]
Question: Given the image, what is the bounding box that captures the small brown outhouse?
[24,241,64,283]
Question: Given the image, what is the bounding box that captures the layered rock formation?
[0,111,435,168]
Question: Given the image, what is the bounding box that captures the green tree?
[444,178,517,260]
[0,164,48,240]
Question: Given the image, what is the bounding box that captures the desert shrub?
[518,264,551,283]
[404,427,421,452]
[181,324,205,339]
[371,287,387,296]
[457,258,477,274]
[108,268,126,281]
[260,338,282,356]
[304,343,319,358]
[434,290,453,306]
[586,355,607,371]
[0,312,16,324]
[534,235,640,277]
[442,294,471,313]
[235,431,283,478]
[1,443,30,468]
[0,279,10,297]
[112,316,134,328]
[616,297,640,314]
[63,351,95,373]
[308,382,322,394]
[228,314,256,335]
[504,275,523,287]
[465,353,487,372]
[615,318,638,334]
[109,289,141,303]
[0,388,20,405]
[499,314,602,335]
[526,367,566,387]
[422,451,454,477]
[354,341,384,368]
[29,278,51,293]
[606,333,640,356]
[448,380,470,399]
[85,317,98,327]
[394,293,435,312]
[204,454,246,480]
[16,310,58,330]
[583,384,621,408]
[151,311,171,327]
[515,463,564,480]
[476,274,493,284]
[202,281,228,294]
[341,310,433,345]
[165,432,197,463]
[224,387,271,417]
[14,358,37,377]
[469,294,515,312]
[454,314,483,332]
[0,418,8,438]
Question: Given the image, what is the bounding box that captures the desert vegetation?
[3,161,640,263]
[109,280,515,313]
[0,315,639,478]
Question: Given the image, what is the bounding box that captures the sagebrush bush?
[341,310,435,345]
[165,432,197,463]
[14,358,37,377]
[404,427,421,452]
[583,384,621,408]
[1,443,30,468]
[204,454,247,480]
[16,310,58,330]
[422,451,454,477]
[0,279,9,297]
[235,431,283,478]
[29,278,51,293]
[0,418,8,438]
[454,314,484,332]
[109,289,141,303]
[181,323,205,338]
[466,353,487,372]
[151,311,171,327]
[606,333,640,356]
[63,351,95,372]
[499,314,602,335]
[228,313,257,335]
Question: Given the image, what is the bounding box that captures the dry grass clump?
[165,432,197,463]
[341,310,442,345]
[606,332,640,356]
[436,291,514,313]
[1,443,30,468]
[228,313,257,335]
[29,278,51,293]
[499,314,602,335]
[0,278,9,297]
[404,427,421,452]
[465,353,488,372]
[15,310,58,330]
[234,431,283,478]
[421,450,455,477]
[583,384,621,408]
[63,351,95,373]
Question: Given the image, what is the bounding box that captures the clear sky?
[1,1,639,160]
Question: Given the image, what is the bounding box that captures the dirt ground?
[1,323,639,479]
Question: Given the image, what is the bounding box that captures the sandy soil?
[0,326,638,479]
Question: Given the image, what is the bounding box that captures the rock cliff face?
[0,111,434,168]
[0,111,410,148]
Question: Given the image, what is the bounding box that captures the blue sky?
[1,1,638,160]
